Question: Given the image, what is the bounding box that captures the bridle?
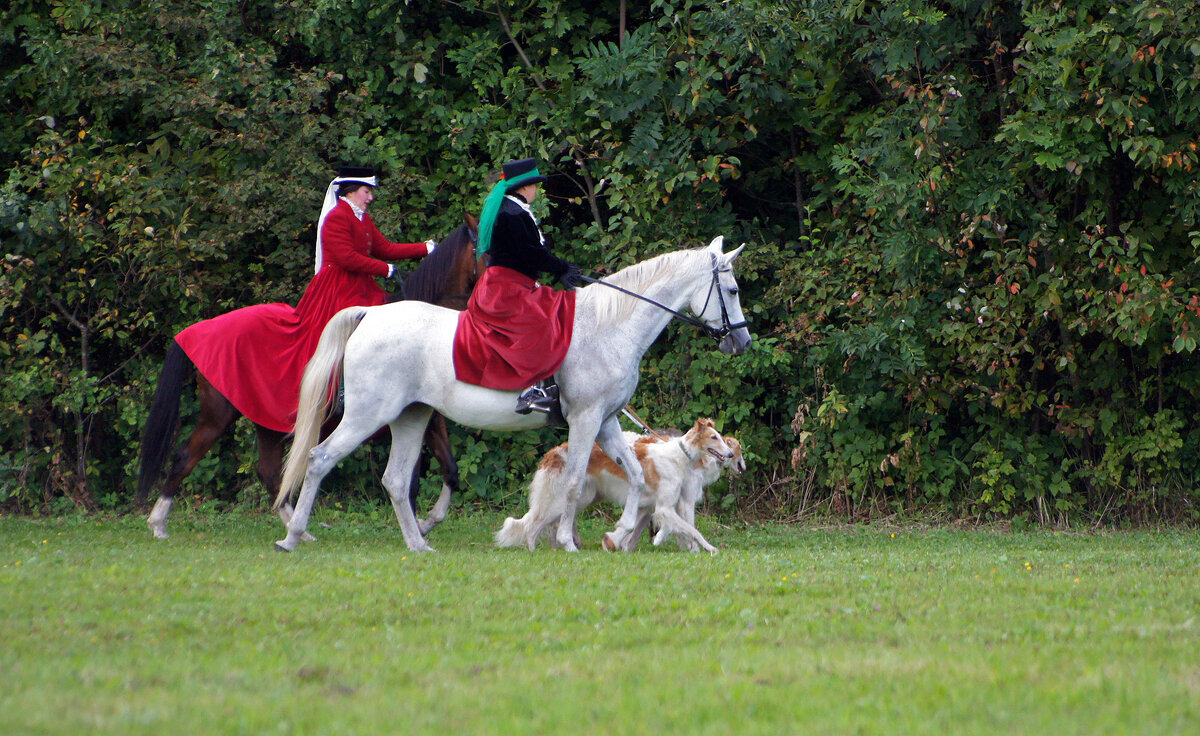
[579,253,748,342]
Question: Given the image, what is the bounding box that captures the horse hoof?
[601,533,617,552]
[274,540,294,553]
[301,532,317,543]
[151,528,169,540]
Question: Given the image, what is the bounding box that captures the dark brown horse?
[136,215,483,539]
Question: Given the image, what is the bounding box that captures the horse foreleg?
[554,411,605,551]
[149,385,237,539]
[416,413,457,536]
[591,416,646,553]
[382,406,436,552]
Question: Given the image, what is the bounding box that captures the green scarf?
[476,166,543,256]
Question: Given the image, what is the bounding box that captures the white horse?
[274,236,752,553]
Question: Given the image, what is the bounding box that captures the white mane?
[578,248,707,327]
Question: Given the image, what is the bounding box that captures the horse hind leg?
[416,414,458,536]
[255,425,317,542]
[275,419,380,553]
[381,405,437,552]
[149,384,238,539]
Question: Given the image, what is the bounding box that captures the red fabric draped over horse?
[452,266,574,390]
[175,173,431,433]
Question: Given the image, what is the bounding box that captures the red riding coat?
[175,200,428,432]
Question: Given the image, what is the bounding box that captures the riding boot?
[515,380,559,415]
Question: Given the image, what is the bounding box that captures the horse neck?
[406,226,472,305]
[582,253,709,361]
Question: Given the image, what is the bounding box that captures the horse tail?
[136,341,193,505]
[276,307,367,509]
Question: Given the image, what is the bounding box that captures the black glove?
[558,264,583,290]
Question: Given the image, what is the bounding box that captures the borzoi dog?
[496,418,740,553]
[612,434,746,553]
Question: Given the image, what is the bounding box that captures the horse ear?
[723,243,746,262]
[706,236,725,253]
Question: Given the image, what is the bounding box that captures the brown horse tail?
[135,341,193,506]
[276,307,367,509]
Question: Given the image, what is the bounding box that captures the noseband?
[579,253,748,342]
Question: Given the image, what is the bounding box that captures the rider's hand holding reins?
[558,264,583,290]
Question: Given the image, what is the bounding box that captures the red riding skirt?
[453,266,575,390]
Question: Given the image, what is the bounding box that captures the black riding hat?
[336,166,378,187]
[502,158,548,192]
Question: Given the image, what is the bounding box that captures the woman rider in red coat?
[174,167,435,432]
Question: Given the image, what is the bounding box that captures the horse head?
[694,236,753,355]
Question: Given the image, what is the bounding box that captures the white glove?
[425,239,437,253]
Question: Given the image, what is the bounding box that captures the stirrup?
[515,384,558,415]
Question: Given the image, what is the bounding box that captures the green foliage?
[782,0,1200,523]
[2,0,1199,523]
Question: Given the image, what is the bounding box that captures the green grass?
[2,509,1198,735]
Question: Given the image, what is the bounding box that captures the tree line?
[1,0,1198,524]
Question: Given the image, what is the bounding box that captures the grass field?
[2,508,1198,735]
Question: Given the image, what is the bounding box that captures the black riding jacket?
[486,194,573,281]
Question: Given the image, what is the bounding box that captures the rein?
[579,253,747,342]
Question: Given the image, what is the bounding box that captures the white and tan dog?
[614,434,746,553]
[496,418,743,553]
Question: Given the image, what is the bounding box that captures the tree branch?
[495,4,604,228]
[496,6,547,92]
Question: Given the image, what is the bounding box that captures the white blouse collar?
[340,197,366,221]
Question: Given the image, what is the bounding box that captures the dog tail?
[494,515,530,548]
[496,446,565,549]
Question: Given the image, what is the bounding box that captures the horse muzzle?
[718,328,753,355]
